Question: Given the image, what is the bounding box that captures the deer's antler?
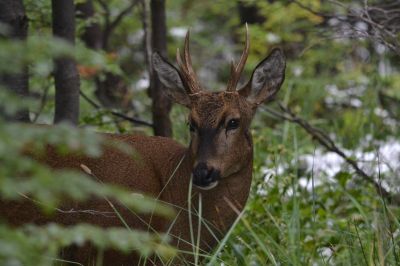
[176,31,201,94]
[226,24,250,92]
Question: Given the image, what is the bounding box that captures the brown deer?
[0,28,285,265]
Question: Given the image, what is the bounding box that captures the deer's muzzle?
[192,162,220,190]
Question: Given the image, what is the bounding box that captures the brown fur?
[0,124,252,265]
[1,34,285,264]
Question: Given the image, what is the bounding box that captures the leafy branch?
[263,103,400,205]
[80,89,153,127]
[0,223,175,266]
[97,0,139,50]
[292,0,400,56]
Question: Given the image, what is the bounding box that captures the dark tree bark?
[76,0,103,50]
[99,0,137,51]
[237,2,266,25]
[77,0,132,110]
[150,0,172,137]
[0,0,30,122]
[52,0,80,125]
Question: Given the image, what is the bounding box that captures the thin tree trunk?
[237,2,266,25]
[77,0,131,110]
[150,0,172,137]
[0,0,30,122]
[76,0,103,50]
[52,0,80,125]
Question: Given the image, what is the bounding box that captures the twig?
[99,0,139,49]
[108,0,139,34]
[55,208,116,218]
[83,88,125,132]
[293,0,400,56]
[262,103,400,205]
[97,0,110,30]
[79,89,153,127]
[18,192,116,218]
[32,81,51,123]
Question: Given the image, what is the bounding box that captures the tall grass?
[202,123,400,266]
[163,101,399,265]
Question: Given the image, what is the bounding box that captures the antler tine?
[176,30,201,93]
[183,31,193,72]
[176,47,183,69]
[227,23,250,92]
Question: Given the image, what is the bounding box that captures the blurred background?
[0,0,399,265]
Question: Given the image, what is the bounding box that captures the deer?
[0,27,285,265]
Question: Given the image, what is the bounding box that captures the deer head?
[152,27,286,190]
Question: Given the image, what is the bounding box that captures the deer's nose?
[192,162,220,190]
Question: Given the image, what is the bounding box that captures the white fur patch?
[193,180,219,190]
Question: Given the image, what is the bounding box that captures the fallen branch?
[263,103,400,205]
[79,89,153,127]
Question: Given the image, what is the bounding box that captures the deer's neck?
[195,154,253,239]
[160,141,253,252]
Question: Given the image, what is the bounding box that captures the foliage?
[0,223,173,266]
[1,0,399,265]
[0,33,174,263]
[167,0,399,265]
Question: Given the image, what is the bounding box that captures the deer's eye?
[226,119,240,130]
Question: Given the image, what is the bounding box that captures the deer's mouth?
[191,163,221,190]
[193,180,219,190]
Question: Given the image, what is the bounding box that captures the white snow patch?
[265,32,281,44]
[262,137,400,192]
[135,76,149,91]
[170,27,187,38]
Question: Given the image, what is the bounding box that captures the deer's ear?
[152,52,191,107]
[238,48,286,106]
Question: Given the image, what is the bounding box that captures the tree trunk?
[0,0,30,122]
[237,2,266,25]
[77,0,130,110]
[150,0,172,137]
[52,0,80,125]
[76,0,103,50]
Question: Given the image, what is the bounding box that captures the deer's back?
[0,134,189,264]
